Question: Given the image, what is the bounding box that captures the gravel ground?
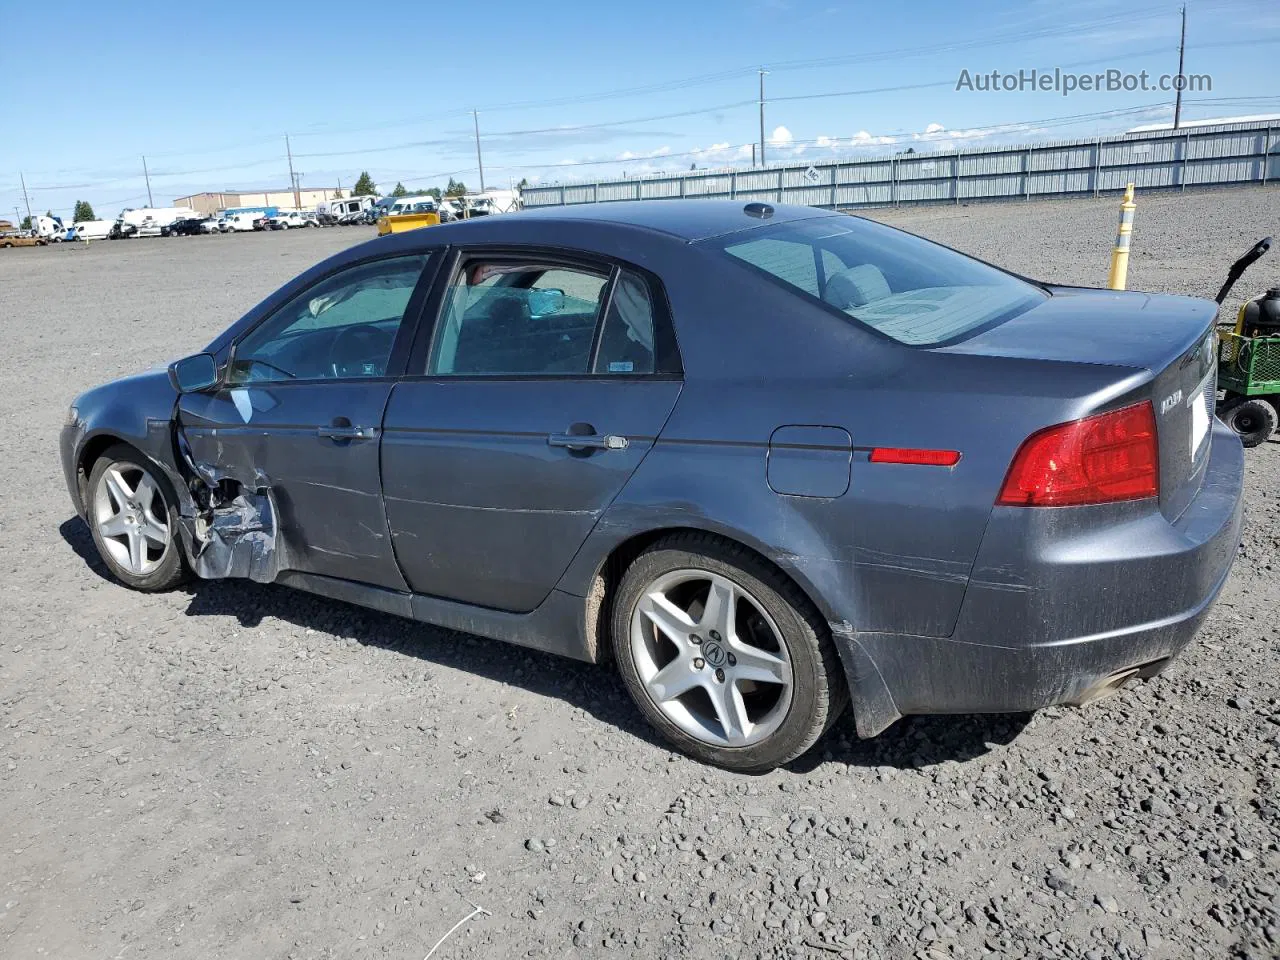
[2,192,1279,960]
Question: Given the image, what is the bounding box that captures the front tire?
[86,444,186,591]
[612,533,846,772]
[1221,396,1278,447]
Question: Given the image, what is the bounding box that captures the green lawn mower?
[1214,237,1280,447]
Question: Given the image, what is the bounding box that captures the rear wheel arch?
[583,525,837,666]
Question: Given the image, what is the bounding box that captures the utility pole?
[473,110,486,193]
[19,172,32,223]
[141,156,153,207]
[286,134,301,209]
[758,69,768,167]
[1173,4,1187,130]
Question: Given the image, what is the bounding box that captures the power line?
[480,100,756,139]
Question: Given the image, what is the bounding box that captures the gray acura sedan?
[60,201,1244,771]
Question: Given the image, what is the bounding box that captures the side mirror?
[528,288,566,317]
[168,353,219,394]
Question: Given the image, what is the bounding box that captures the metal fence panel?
[520,121,1280,209]
[639,179,681,199]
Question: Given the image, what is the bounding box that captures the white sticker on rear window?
[609,361,634,373]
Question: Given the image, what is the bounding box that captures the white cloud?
[924,122,946,134]
[768,125,793,145]
[616,145,672,162]
[851,130,896,147]
[815,135,838,149]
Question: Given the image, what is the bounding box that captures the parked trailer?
[112,207,199,238]
[318,196,377,220]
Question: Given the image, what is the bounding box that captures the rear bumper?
[836,420,1244,737]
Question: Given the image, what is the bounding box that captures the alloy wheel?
[630,569,794,747]
[93,462,172,576]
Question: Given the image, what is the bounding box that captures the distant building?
[173,187,346,216]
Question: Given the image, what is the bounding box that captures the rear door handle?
[548,430,629,452]
[317,425,379,441]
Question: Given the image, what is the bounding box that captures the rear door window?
[593,271,656,374]
[428,261,610,375]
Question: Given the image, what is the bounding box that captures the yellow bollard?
[1106,183,1136,290]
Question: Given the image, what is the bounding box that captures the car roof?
[508,199,837,241]
[339,200,842,266]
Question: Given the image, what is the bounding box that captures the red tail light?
[998,401,1159,507]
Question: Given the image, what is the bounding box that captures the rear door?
[381,250,682,612]
[179,252,437,589]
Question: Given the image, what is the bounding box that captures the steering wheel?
[328,324,393,378]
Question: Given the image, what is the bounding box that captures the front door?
[180,252,435,590]
[382,254,682,612]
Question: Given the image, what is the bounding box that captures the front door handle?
[317,424,379,441]
[548,426,629,452]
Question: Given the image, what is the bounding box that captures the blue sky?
[3,0,1278,221]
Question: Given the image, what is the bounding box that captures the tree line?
[351,171,472,200]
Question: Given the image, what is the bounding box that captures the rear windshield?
[710,217,1044,346]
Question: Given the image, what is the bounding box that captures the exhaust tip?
[1074,667,1141,705]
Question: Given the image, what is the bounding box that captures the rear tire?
[86,444,187,592]
[1221,396,1278,447]
[611,532,847,772]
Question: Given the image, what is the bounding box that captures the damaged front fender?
[183,488,284,583]
[63,367,289,585]
[176,426,286,584]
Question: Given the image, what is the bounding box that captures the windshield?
[710,216,1045,346]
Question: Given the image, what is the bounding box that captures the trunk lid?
[940,286,1219,521]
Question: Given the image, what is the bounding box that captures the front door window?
[229,254,430,383]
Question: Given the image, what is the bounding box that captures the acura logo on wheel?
[702,640,728,668]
